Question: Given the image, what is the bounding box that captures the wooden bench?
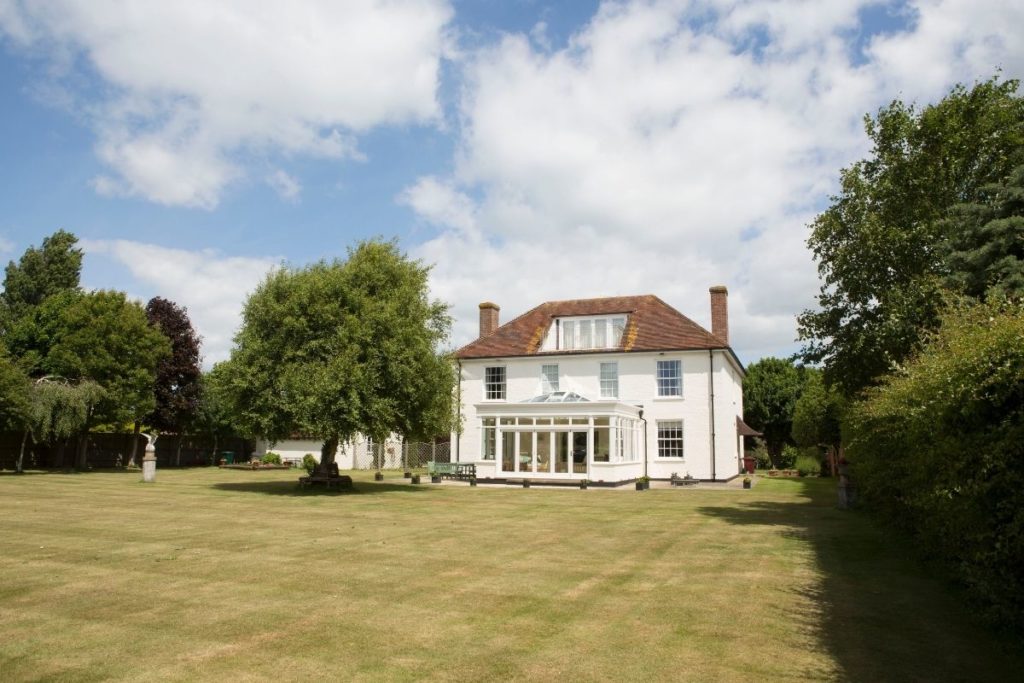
[299,473,353,489]
[670,474,699,487]
[428,462,476,480]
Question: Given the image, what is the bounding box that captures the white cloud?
[0,0,453,208]
[0,235,14,255]
[408,0,1024,362]
[81,239,279,366]
[266,169,302,203]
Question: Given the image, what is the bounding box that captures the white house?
[452,288,754,484]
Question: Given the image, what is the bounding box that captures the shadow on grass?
[211,479,431,496]
[697,478,1024,682]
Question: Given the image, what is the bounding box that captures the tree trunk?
[767,441,783,469]
[175,436,183,468]
[319,436,339,476]
[75,432,90,470]
[16,430,30,473]
[55,439,66,470]
[127,421,141,468]
[211,433,219,466]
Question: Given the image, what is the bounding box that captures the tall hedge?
[847,299,1024,629]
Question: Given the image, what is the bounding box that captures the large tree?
[221,239,455,473]
[145,297,202,465]
[1,229,82,321]
[195,365,238,465]
[791,368,846,475]
[798,77,1024,393]
[17,290,170,468]
[743,357,805,469]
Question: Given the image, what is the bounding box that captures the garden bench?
[427,462,476,480]
[670,474,699,487]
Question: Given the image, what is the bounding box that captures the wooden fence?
[0,431,255,470]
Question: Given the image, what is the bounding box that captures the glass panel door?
[572,431,588,474]
[537,432,551,473]
[555,432,569,473]
[518,431,534,472]
[501,431,516,472]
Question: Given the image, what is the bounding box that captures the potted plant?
[431,473,442,484]
[374,471,384,481]
[522,480,531,488]
[635,475,650,491]
[411,473,421,484]
[743,476,752,489]
[579,479,589,490]
[469,476,477,487]
[403,470,412,479]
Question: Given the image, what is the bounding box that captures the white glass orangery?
[477,393,644,482]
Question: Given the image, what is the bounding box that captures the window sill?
[652,396,684,402]
[656,457,686,461]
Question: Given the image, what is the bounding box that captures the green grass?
[1,469,1020,682]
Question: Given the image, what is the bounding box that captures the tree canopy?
[220,240,455,468]
[13,290,170,429]
[791,368,845,455]
[1,229,82,320]
[0,345,30,432]
[798,77,1024,393]
[742,357,805,468]
[145,297,202,434]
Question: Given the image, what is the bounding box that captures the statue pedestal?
[142,445,156,483]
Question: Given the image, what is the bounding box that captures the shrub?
[261,452,282,465]
[777,444,800,470]
[302,453,317,475]
[847,299,1024,631]
[793,451,821,476]
[749,441,771,469]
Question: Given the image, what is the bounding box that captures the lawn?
[1,470,1020,682]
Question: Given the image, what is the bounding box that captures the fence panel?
[349,439,450,470]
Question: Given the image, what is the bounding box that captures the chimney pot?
[479,302,500,338]
[709,286,728,344]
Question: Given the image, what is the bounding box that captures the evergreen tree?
[941,164,1024,299]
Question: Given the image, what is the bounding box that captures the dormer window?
[553,315,627,351]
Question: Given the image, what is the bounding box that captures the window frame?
[484,366,507,401]
[599,361,619,399]
[656,420,684,459]
[656,359,683,397]
[540,364,559,393]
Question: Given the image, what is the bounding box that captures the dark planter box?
[579,482,588,490]
[743,480,752,489]
[403,471,412,479]
[522,481,531,488]
[469,478,477,486]
[411,474,421,484]
[431,475,442,483]
[636,481,646,491]
[374,472,384,481]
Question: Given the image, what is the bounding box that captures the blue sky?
[1,0,1021,366]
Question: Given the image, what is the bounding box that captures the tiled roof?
[455,295,727,359]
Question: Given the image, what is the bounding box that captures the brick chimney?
[709,286,728,344]
[479,302,500,338]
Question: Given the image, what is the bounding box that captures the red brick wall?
[710,286,728,344]
[478,302,500,338]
